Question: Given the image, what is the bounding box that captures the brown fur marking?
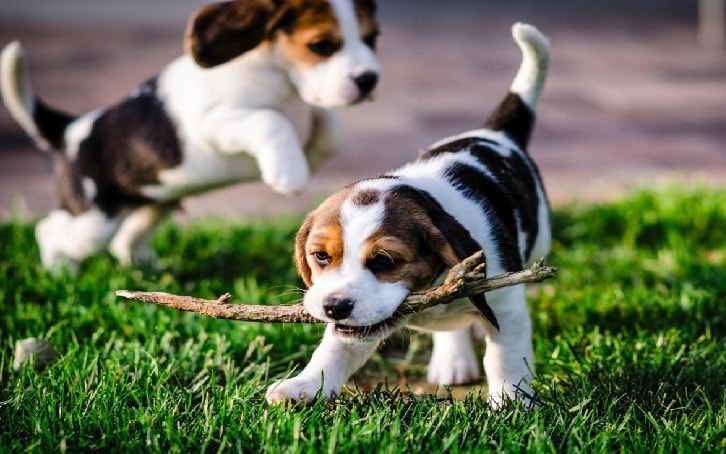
[351,188,380,206]
[274,0,379,68]
[362,228,443,291]
[294,187,352,287]
[363,193,452,290]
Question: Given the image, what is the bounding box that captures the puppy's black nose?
[323,296,354,320]
[353,72,378,96]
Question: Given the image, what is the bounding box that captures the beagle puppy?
[0,0,380,272]
[267,23,551,407]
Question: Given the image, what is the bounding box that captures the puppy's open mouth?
[334,313,405,340]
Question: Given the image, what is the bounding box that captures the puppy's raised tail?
[485,23,551,150]
[1,41,75,151]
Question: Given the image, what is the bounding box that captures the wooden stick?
[116,251,556,324]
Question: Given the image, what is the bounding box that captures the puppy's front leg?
[203,108,310,195]
[266,324,379,404]
[481,285,537,408]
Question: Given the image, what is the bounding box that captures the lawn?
[1,188,724,452]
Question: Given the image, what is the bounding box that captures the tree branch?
[116,251,556,324]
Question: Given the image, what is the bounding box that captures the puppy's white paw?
[35,211,79,275]
[261,162,310,196]
[266,376,329,404]
[427,345,480,385]
[487,379,538,410]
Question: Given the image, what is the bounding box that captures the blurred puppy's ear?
[185,0,277,68]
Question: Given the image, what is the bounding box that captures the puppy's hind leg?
[427,327,481,386]
[108,204,172,267]
[35,208,119,274]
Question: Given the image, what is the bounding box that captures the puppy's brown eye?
[366,252,396,273]
[307,40,340,57]
[312,251,332,267]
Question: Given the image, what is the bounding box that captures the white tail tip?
[510,23,551,111]
[1,40,52,151]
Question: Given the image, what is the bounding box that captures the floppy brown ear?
[185,0,277,68]
[391,185,500,329]
[294,213,315,288]
[423,215,500,330]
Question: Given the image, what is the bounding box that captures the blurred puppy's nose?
[322,295,354,320]
[353,72,378,96]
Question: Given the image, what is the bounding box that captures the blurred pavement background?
[1,0,724,220]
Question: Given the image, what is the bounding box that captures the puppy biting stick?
[116,252,555,323]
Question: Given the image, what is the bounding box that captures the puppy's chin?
[332,312,409,343]
[297,83,374,109]
[300,93,363,109]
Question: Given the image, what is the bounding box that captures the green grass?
[1,187,724,453]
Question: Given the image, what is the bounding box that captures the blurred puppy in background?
[0,0,380,273]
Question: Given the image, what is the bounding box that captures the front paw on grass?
[265,378,328,405]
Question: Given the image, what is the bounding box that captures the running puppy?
[267,23,551,407]
[0,0,380,272]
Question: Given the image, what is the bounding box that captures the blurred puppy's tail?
[1,41,76,151]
